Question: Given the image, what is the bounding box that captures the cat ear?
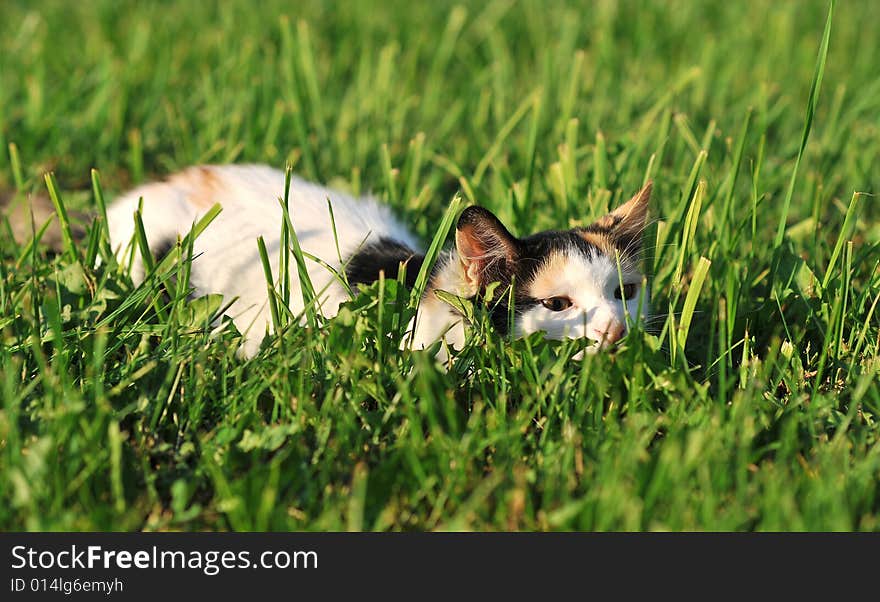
[598,181,652,253]
[455,206,519,290]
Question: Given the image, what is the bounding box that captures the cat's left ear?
[600,181,652,252]
[455,206,519,292]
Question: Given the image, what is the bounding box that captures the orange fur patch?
[170,166,224,210]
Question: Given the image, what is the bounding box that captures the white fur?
[407,250,469,353]
[516,250,648,351]
[107,164,419,357]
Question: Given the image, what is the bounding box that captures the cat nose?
[591,321,624,344]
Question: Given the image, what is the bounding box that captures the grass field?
[1,0,879,531]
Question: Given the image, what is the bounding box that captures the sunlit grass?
[0,0,878,531]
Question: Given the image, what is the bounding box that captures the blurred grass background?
[1,0,879,530]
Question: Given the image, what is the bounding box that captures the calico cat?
[105,164,651,358]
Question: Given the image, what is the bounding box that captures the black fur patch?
[345,237,425,289]
[152,239,176,263]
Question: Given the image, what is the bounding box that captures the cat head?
[455,182,652,349]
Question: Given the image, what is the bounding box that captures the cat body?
[105,164,651,358]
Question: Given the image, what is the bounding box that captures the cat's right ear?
[455,206,519,290]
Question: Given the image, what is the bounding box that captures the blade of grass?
[677,256,712,358]
[43,172,81,265]
[773,0,833,246]
[277,165,318,328]
[8,143,24,192]
[257,234,282,340]
[409,193,462,309]
[821,191,860,292]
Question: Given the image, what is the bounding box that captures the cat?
[103,164,652,358]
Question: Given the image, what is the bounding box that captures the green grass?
[1,0,879,531]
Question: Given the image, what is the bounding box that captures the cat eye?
[614,283,638,300]
[541,296,573,312]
